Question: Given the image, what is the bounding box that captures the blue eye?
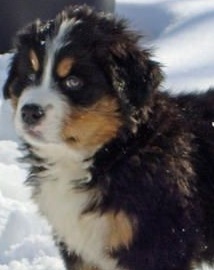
[64,76,83,90]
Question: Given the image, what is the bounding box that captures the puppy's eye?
[64,76,83,90]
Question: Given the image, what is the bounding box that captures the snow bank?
[0,141,64,270]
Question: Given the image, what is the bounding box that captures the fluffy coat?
[3,5,214,270]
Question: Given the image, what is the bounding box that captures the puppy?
[3,5,214,270]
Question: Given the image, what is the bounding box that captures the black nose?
[21,104,45,125]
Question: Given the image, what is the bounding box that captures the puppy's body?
[3,5,214,270]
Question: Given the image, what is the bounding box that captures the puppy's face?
[3,6,162,156]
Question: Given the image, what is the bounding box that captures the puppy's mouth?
[24,125,43,139]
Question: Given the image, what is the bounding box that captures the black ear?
[109,48,163,108]
[96,17,163,109]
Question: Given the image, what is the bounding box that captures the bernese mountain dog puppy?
[3,5,214,270]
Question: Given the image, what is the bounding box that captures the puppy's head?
[3,5,162,156]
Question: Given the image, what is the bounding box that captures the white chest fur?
[33,158,121,270]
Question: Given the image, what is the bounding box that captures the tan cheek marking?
[106,211,135,251]
[61,97,123,151]
[56,57,75,78]
[29,49,40,72]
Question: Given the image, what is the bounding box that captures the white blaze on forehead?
[53,19,76,51]
[42,18,81,88]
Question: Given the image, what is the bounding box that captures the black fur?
[3,5,214,270]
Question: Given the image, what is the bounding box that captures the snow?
[0,1,214,269]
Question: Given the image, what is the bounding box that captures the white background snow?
[0,0,214,269]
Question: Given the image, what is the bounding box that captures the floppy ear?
[109,48,163,108]
[96,18,163,109]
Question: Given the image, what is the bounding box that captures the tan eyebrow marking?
[29,49,40,72]
[56,57,75,78]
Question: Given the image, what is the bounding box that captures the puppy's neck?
[21,142,93,192]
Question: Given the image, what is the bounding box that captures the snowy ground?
[1,0,214,269]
